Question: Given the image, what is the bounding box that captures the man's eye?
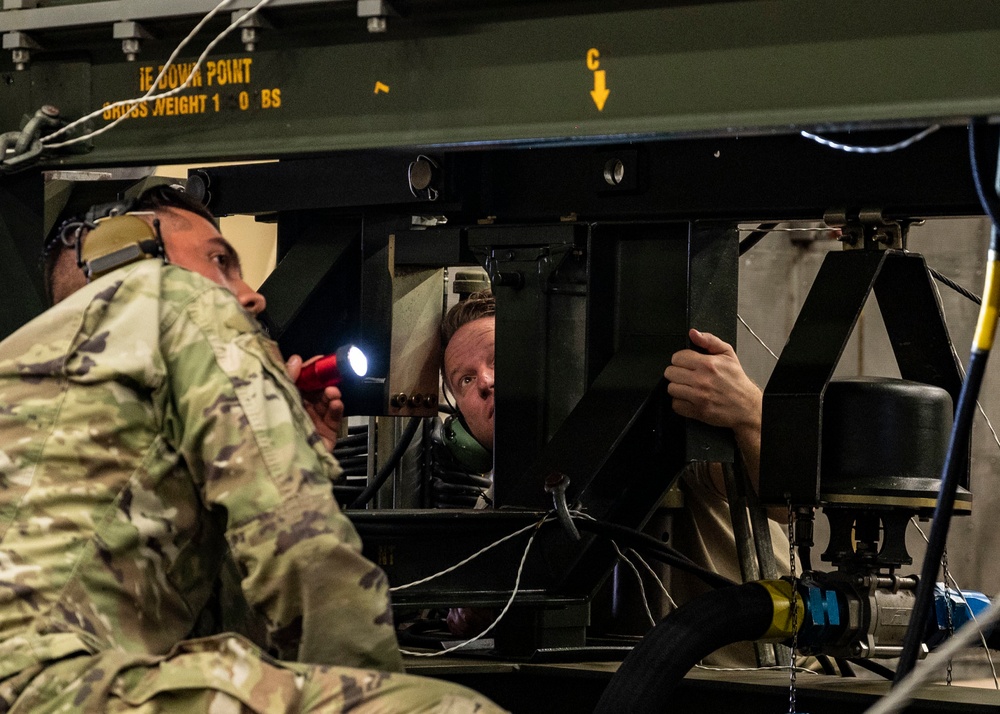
[212,254,229,268]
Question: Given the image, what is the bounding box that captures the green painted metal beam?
[1,0,998,168]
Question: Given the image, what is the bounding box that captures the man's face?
[50,207,267,315]
[443,316,495,450]
[157,208,267,315]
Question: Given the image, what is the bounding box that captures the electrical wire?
[631,548,678,610]
[349,416,422,508]
[389,516,551,593]
[572,516,739,591]
[943,292,1000,456]
[738,222,778,256]
[41,0,274,149]
[930,266,983,305]
[398,517,546,657]
[800,125,941,154]
[387,510,731,658]
[610,541,658,628]
[693,663,820,676]
[738,314,779,361]
[895,118,1000,682]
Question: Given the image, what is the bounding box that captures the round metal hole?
[603,158,625,186]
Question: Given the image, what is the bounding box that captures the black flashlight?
[295,344,368,392]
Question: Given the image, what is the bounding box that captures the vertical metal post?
[0,170,47,340]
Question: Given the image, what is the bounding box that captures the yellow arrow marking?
[590,70,609,111]
[374,81,390,94]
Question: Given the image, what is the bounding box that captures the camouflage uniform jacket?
[0,261,403,682]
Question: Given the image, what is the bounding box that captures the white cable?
[976,401,1000,453]
[738,227,840,234]
[955,355,1000,454]
[42,0,236,145]
[43,0,273,149]
[631,548,678,610]
[738,314,780,361]
[909,518,999,689]
[694,663,820,676]
[865,596,1000,714]
[610,541,657,627]
[800,125,940,154]
[933,278,1000,455]
[399,520,543,657]
[390,516,550,592]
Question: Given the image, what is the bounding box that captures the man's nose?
[236,281,267,315]
[480,367,494,392]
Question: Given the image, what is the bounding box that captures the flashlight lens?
[348,345,368,377]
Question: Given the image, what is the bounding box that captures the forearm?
[232,492,402,671]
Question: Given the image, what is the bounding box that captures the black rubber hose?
[349,417,422,509]
[594,582,777,714]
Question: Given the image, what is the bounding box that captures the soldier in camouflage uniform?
[0,186,505,713]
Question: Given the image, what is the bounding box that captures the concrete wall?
[737,218,1000,596]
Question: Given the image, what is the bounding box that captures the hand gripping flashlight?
[295,344,368,392]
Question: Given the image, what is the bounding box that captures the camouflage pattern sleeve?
[155,268,403,673]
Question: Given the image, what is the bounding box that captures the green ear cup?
[80,214,162,279]
[443,413,493,473]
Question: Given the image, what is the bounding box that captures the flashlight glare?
[348,345,368,377]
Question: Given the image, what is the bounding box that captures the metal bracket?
[230,9,273,52]
[2,30,40,70]
[0,104,61,173]
[112,21,153,62]
[824,208,904,251]
[357,0,398,33]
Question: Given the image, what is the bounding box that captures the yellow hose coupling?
[758,579,804,640]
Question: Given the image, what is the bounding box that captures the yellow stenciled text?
[138,58,253,92]
[152,94,208,117]
[206,58,253,86]
[102,101,149,120]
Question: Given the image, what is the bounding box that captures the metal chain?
[787,501,798,714]
[943,545,954,685]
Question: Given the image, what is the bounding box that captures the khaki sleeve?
[159,285,402,672]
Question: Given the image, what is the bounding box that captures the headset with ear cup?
[50,198,167,282]
[442,412,493,473]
